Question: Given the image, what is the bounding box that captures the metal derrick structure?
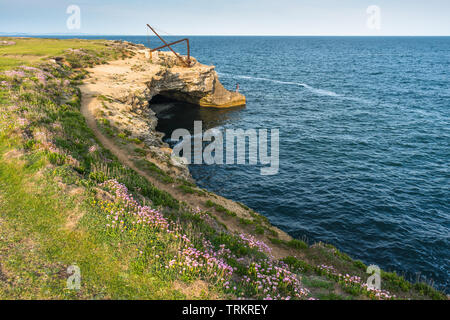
[146,24,192,67]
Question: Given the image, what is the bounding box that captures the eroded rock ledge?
[82,41,245,143]
[81,41,245,179]
[149,51,246,108]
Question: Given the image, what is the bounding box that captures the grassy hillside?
[0,37,446,300]
[0,37,114,71]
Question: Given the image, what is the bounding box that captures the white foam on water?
[218,72,370,103]
[299,83,339,97]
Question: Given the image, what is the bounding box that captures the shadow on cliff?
[149,94,245,142]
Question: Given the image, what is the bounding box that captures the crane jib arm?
[146,24,191,67]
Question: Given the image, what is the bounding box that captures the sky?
[1,0,449,36]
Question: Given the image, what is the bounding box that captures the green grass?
[97,118,118,137]
[0,37,446,301]
[353,260,367,271]
[0,37,108,56]
[204,200,237,217]
[0,148,183,299]
[268,237,308,250]
[0,57,28,72]
[178,184,206,196]
[381,271,412,292]
[134,147,147,156]
[117,132,142,145]
[205,200,215,208]
[281,256,313,273]
[316,293,348,300]
[0,41,254,299]
[254,225,265,235]
[135,159,175,184]
[97,94,114,103]
[239,218,254,226]
[286,239,308,250]
[0,40,191,297]
[303,277,335,290]
[413,282,446,300]
[178,179,196,188]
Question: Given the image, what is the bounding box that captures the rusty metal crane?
[146,24,192,67]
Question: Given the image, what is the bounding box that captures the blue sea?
[40,35,450,292]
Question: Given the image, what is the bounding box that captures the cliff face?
[80,43,245,180]
[81,44,245,147]
[148,51,246,108]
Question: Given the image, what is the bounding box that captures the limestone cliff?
[148,51,246,108]
[81,42,245,180]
